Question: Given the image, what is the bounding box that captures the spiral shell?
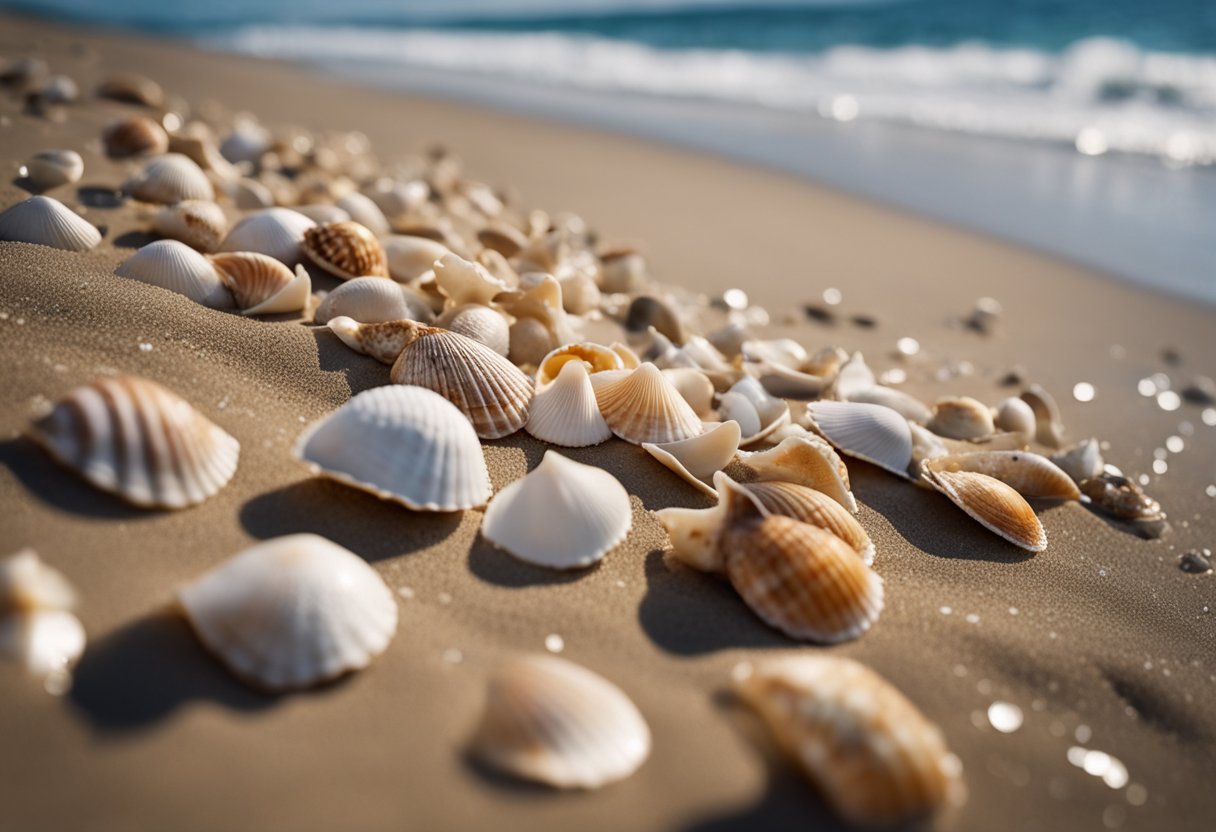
[24,149,83,191]
[303,221,388,280]
[220,208,316,267]
[591,363,702,446]
[115,239,234,309]
[103,114,169,158]
[124,153,214,204]
[0,195,100,252]
[151,200,228,253]
[209,252,311,315]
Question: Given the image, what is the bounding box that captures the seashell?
[97,72,163,107]
[738,434,856,513]
[909,422,949,481]
[733,656,964,828]
[383,235,452,282]
[560,273,601,315]
[168,125,240,180]
[1020,385,1064,448]
[228,177,275,211]
[24,149,83,191]
[591,363,703,446]
[209,252,311,315]
[927,396,995,440]
[922,451,1080,501]
[643,420,740,497]
[292,203,349,225]
[103,114,169,158]
[327,317,414,364]
[509,317,554,367]
[218,121,270,165]
[115,239,234,309]
[435,303,510,356]
[967,296,1002,333]
[537,343,624,387]
[0,195,100,252]
[921,465,1045,552]
[476,248,520,288]
[1050,439,1104,484]
[736,476,874,565]
[625,295,685,344]
[386,323,534,439]
[1079,473,1167,538]
[29,375,239,509]
[526,360,613,447]
[482,452,631,569]
[337,191,390,236]
[805,401,913,479]
[478,223,529,258]
[662,368,715,417]
[612,342,641,370]
[125,153,214,204]
[806,346,850,377]
[0,548,76,617]
[994,396,1036,440]
[178,534,397,691]
[42,74,79,104]
[672,335,733,374]
[295,386,490,511]
[470,654,651,789]
[302,221,388,280]
[707,322,751,359]
[718,391,761,438]
[220,207,316,266]
[0,607,86,679]
[742,338,807,370]
[830,351,875,400]
[599,249,648,293]
[753,363,825,400]
[314,277,433,325]
[151,199,228,252]
[503,274,577,346]
[851,385,932,424]
[728,376,790,444]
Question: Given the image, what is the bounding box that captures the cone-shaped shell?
[434,253,509,309]
[923,451,1080,501]
[526,360,612,447]
[383,234,451,282]
[537,343,624,387]
[436,303,510,356]
[0,195,100,252]
[209,253,311,315]
[735,476,874,565]
[314,277,433,325]
[921,466,1045,552]
[0,549,76,616]
[115,239,234,309]
[734,656,964,828]
[389,324,534,439]
[151,199,228,253]
[294,385,490,511]
[124,153,214,204]
[178,534,397,691]
[482,452,631,569]
[303,221,388,279]
[591,363,702,446]
[738,435,856,513]
[28,375,240,509]
[643,420,740,497]
[806,401,913,479]
[471,654,651,789]
[220,208,316,266]
[24,149,84,191]
[102,114,168,158]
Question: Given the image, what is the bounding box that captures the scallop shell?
[643,420,740,497]
[922,451,1080,501]
[927,396,995,440]
[737,476,874,565]
[738,434,856,513]
[0,195,100,252]
[293,203,349,225]
[733,656,964,828]
[97,72,163,107]
[24,149,83,191]
[314,277,433,325]
[1020,385,1064,448]
[0,549,76,617]
[921,466,1045,552]
[151,199,228,252]
[0,608,86,678]
[303,221,389,280]
[124,153,214,204]
[178,534,397,691]
[526,360,613,447]
[209,252,311,315]
[336,192,390,236]
[591,363,702,446]
[383,235,452,282]
[470,654,651,789]
[102,114,169,158]
[805,401,913,479]
[851,385,932,424]
[1050,439,1104,484]
[995,396,1036,440]
[220,208,316,266]
[115,239,234,309]
[482,452,631,569]
[436,303,510,356]
[28,375,240,509]
[662,368,715,416]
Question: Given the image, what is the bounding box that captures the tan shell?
[383,234,451,282]
[1080,473,1167,538]
[152,200,228,252]
[97,72,163,107]
[591,363,702,446]
[927,396,995,440]
[537,342,624,386]
[922,451,1080,501]
[662,367,715,417]
[921,466,1046,552]
[24,149,84,191]
[435,303,510,356]
[302,221,388,279]
[738,434,856,513]
[501,274,576,346]
[434,253,509,309]
[209,253,311,315]
[103,114,169,158]
[477,223,529,258]
[994,396,1036,440]
[740,478,874,565]
[508,317,554,367]
[124,153,214,204]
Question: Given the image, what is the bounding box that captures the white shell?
[383,235,452,283]
[219,121,270,164]
[739,435,857,513]
[831,351,875,400]
[525,360,613,448]
[471,654,651,789]
[219,208,316,266]
[151,200,228,253]
[314,277,433,325]
[436,303,510,356]
[643,420,741,497]
[24,149,84,190]
[0,609,86,678]
[995,396,1037,440]
[295,385,491,511]
[851,385,932,424]
[124,153,214,204]
[482,451,631,569]
[178,534,397,691]
[717,391,761,438]
[1051,438,1104,484]
[228,177,275,210]
[293,203,350,225]
[115,239,234,309]
[805,401,913,479]
[662,368,715,416]
[0,195,100,251]
[337,192,390,236]
[728,376,790,444]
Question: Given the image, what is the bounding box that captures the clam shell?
[537,343,624,386]
[851,385,932,424]
[736,476,874,565]
[559,273,601,315]
[229,178,275,210]
[97,72,163,107]
[116,239,234,309]
[927,396,995,440]
[336,192,390,236]
[921,466,1045,552]
[643,420,740,497]
[383,235,452,282]
[734,656,964,827]
[508,317,554,367]
[477,223,529,258]
[662,368,715,416]
[1020,385,1064,448]
[0,195,100,252]
[209,252,311,315]
[482,452,631,569]
[738,434,856,513]
[219,122,270,165]
[1051,438,1104,484]
[103,114,169,158]
[152,199,228,252]
[328,317,416,364]
[471,654,651,789]
[28,375,239,509]
[314,277,434,325]
[178,534,397,691]
[718,391,761,438]
[0,549,76,617]
[436,303,510,356]
[591,363,703,446]
[124,153,214,204]
[295,385,490,511]
[220,208,316,266]
[24,149,83,191]
[0,608,86,678]
[742,338,807,370]
[995,396,1036,440]
[922,451,1080,501]
[525,360,612,447]
[805,400,913,479]
[302,221,388,279]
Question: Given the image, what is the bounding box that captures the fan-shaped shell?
[124,153,214,204]
[24,149,83,191]
[314,277,433,325]
[116,239,234,309]
[471,654,651,789]
[0,195,100,252]
[436,303,510,356]
[295,385,490,511]
[923,451,1080,500]
[152,200,228,253]
[733,656,965,827]
[0,549,76,617]
[851,385,932,424]
[643,420,740,497]
[383,234,451,282]
[591,363,702,446]
[103,114,169,158]
[28,375,240,509]
[209,252,311,315]
[303,221,388,280]
[178,534,397,691]
[927,396,995,440]
[526,360,612,447]
[921,466,1045,552]
[805,401,913,479]
[220,208,315,267]
[738,434,856,513]
[537,343,624,387]
[1020,385,1064,448]
[482,451,631,569]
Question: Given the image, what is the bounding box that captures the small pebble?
[1178,551,1212,574]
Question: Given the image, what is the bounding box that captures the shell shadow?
[0,436,157,521]
[76,185,123,209]
[466,533,599,589]
[311,328,393,395]
[460,748,581,795]
[112,229,158,249]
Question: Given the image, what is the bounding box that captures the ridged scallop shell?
[591,363,702,446]
[927,396,995,440]
[738,434,856,513]
[471,654,651,789]
[482,452,631,569]
[220,208,316,266]
[209,252,311,315]
[295,386,490,511]
[995,396,1036,440]
[1020,385,1064,448]
[436,303,510,356]
[921,466,1045,552]
[0,195,100,252]
[116,239,234,309]
[103,114,169,158]
[738,477,874,565]
[643,420,740,497]
[733,656,964,827]
[0,549,77,616]
[124,153,214,204]
[24,149,83,191]
[537,343,624,387]
[303,221,388,280]
[383,235,451,282]
[1050,439,1103,484]
[151,200,228,252]
[314,277,433,325]
[805,401,913,479]
[336,192,390,236]
[28,375,240,509]
[662,368,715,416]
[178,534,397,691]
[526,360,612,447]
[923,451,1080,500]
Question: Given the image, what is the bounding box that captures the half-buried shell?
[115,239,234,309]
[0,195,100,252]
[591,363,702,446]
[124,153,214,204]
[314,277,434,325]
[209,252,311,315]
[24,149,83,191]
[302,220,388,279]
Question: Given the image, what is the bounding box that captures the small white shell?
[0,195,100,252]
[124,153,214,204]
[851,385,932,424]
[383,235,452,283]
[151,200,228,252]
[0,609,86,678]
[994,396,1036,440]
[0,549,77,616]
[24,149,84,191]
[219,208,316,266]
[805,401,913,479]
[314,277,434,325]
[728,376,790,444]
[643,420,741,497]
[178,534,397,691]
[831,351,875,400]
[482,451,631,569]
[436,303,510,356]
[116,239,234,309]
[525,360,613,448]
[1051,438,1104,484]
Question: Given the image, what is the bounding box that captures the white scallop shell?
[314,277,434,325]
[643,419,740,497]
[336,191,390,236]
[151,200,228,253]
[294,385,491,511]
[830,351,875,400]
[482,451,631,569]
[436,303,510,356]
[805,400,913,479]
[471,654,651,789]
[0,195,100,251]
[525,360,613,448]
[591,363,703,446]
[738,434,857,513]
[383,234,452,283]
[24,149,84,191]
[124,153,214,204]
[178,534,397,691]
[219,208,316,266]
[115,239,234,309]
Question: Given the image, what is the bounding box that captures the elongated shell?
[526,360,612,447]
[734,656,964,827]
[537,343,624,387]
[591,363,702,446]
[151,200,228,253]
[302,221,388,279]
[482,452,631,569]
[314,277,433,325]
[295,385,490,511]
[24,149,83,191]
[0,549,76,616]
[806,401,913,479]
[643,420,740,497]
[220,208,316,266]
[922,451,1080,500]
[102,114,168,158]
[738,434,856,513]
[471,654,651,789]
[436,303,510,356]
[383,234,451,282]
[28,375,240,509]
[124,153,214,204]
[0,195,100,252]
[178,534,397,691]
[737,476,874,565]
[209,252,311,315]
[921,466,1045,552]
[115,239,234,309]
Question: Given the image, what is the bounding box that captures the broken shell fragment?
[434,253,509,309]
[921,465,1046,552]
[738,434,856,513]
[805,401,913,479]
[124,153,214,204]
[152,199,228,253]
[643,420,741,497]
[0,195,100,252]
[591,363,703,446]
[24,149,83,191]
[1080,473,1167,539]
[209,253,311,315]
[116,239,234,309]
[927,396,995,440]
[303,221,388,279]
[526,360,613,448]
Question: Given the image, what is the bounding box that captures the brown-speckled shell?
[103,115,169,158]
[302,221,388,279]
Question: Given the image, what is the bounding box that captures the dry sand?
[1,13,1215,832]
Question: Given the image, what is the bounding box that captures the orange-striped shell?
[302,221,388,279]
[209,252,310,315]
[921,466,1046,552]
[591,363,702,446]
[741,479,874,565]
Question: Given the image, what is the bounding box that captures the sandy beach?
[1,12,1214,832]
